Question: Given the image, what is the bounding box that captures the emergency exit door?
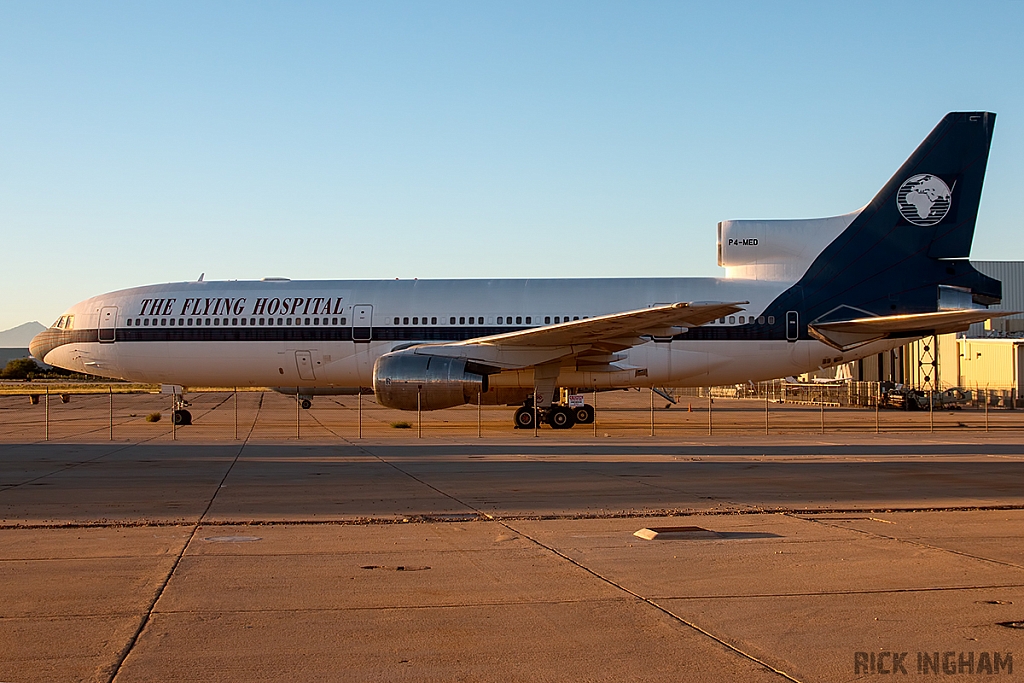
[352,305,372,342]
[98,306,118,343]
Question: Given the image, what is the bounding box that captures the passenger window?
[526,317,531,324]
[160,319,166,326]
[144,319,149,326]
[758,316,765,324]
[719,318,725,324]
[516,316,522,324]
[544,316,550,324]
[127,319,132,326]
[554,316,560,323]
[231,318,236,325]
[186,319,193,326]
[449,317,455,324]
[240,318,246,326]
[739,316,745,324]
[573,316,579,321]
[332,318,338,325]
[251,318,256,325]
[214,319,220,326]
[729,316,735,324]
[413,317,418,325]
[768,316,775,324]
[460,317,465,324]
[277,318,283,325]
[431,317,437,324]
[403,317,409,325]
[286,318,292,325]
[304,318,310,325]
[340,317,346,324]
[497,317,503,324]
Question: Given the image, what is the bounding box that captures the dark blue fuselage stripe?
[57,324,792,344]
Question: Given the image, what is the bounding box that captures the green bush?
[0,358,42,380]
[390,421,412,429]
[145,412,162,423]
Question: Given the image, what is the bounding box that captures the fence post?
[296,387,300,440]
[45,386,49,441]
[650,388,655,437]
[533,394,538,438]
[417,388,422,439]
[234,388,238,440]
[477,391,481,438]
[171,390,176,441]
[929,389,934,433]
[593,388,598,438]
[985,387,989,433]
[707,388,713,436]
[819,385,824,435]
[109,386,114,441]
[875,382,880,434]
[764,382,769,435]
[358,389,362,439]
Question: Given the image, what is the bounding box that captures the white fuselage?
[39,276,901,394]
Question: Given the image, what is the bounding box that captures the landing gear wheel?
[574,404,595,424]
[173,409,192,426]
[300,399,312,409]
[513,406,535,429]
[548,406,576,429]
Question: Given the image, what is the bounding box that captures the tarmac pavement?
[1,392,1023,681]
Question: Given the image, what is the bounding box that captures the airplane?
[31,112,1011,429]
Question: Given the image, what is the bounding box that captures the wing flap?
[809,309,1016,351]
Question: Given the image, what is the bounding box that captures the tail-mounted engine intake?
[373,352,487,411]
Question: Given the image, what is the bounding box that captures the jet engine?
[373,352,487,411]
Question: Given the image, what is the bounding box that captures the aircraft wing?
[809,309,1017,351]
[402,301,747,369]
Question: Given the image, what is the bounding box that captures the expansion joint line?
[499,520,803,683]
[791,513,1024,571]
[106,392,265,683]
[308,413,488,516]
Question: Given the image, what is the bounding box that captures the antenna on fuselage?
[197,273,205,282]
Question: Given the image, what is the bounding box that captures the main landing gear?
[513,397,595,430]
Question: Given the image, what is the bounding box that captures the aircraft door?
[352,305,372,342]
[295,351,316,380]
[98,306,118,343]
[785,311,799,342]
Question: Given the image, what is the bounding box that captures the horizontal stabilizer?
[809,309,1016,351]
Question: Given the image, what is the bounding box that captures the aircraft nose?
[29,328,61,363]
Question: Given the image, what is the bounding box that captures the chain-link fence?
[1,380,1022,442]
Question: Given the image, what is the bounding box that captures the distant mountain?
[0,322,45,348]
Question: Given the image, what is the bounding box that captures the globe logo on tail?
[896,174,952,226]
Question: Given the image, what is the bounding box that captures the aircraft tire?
[513,406,535,429]
[173,409,192,426]
[548,406,576,429]
[301,399,312,409]
[574,405,595,424]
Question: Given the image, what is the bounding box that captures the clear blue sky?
[2,1,1022,331]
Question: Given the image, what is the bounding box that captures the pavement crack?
[791,513,1024,571]
[105,392,264,683]
[498,519,803,683]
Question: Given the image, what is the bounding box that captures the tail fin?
[767,112,1000,330]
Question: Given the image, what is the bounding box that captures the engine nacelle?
[373,352,486,411]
